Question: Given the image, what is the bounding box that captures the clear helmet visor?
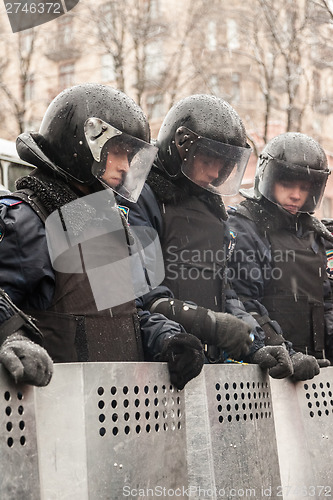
[179,131,252,195]
[257,158,330,213]
[85,117,157,202]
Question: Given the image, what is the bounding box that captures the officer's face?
[102,145,130,188]
[273,180,310,214]
[190,153,222,188]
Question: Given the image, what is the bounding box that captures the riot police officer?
[0,84,204,389]
[118,94,300,379]
[228,132,333,376]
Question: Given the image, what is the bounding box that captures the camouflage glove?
[0,332,53,386]
[291,352,320,381]
[252,345,293,379]
[159,333,205,390]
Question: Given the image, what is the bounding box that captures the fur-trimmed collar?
[147,168,228,221]
[16,169,79,214]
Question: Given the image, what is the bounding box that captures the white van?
[0,137,34,193]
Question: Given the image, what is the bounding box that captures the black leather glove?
[150,298,253,361]
[252,345,293,379]
[159,333,205,390]
[0,332,53,386]
[291,352,320,381]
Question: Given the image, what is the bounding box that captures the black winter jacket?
[228,198,333,360]
[118,169,266,360]
[0,169,182,362]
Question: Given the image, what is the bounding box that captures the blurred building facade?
[0,0,333,216]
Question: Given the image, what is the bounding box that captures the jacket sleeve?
[227,210,270,306]
[136,307,184,360]
[227,209,289,351]
[118,183,169,309]
[322,242,333,359]
[324,288,333,360]
[0,200,55,325]
[118,185,186,359]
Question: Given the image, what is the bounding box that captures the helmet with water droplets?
[16,83,157,201]
[156,94,251,196]
[252,132,330,213]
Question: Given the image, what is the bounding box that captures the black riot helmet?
[156,94,251,195]
[16,83,157,202]
[254,132,330,213]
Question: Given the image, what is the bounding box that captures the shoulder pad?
[0,197,23,207]
[228,203,252,219]
[312,216,333,244]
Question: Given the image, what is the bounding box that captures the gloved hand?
[317,358,331,368]
[208,312,253,360]
[291,352,320,381]
[252,345,293,379]
[159,333,205,390]
[0,332,53,386]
